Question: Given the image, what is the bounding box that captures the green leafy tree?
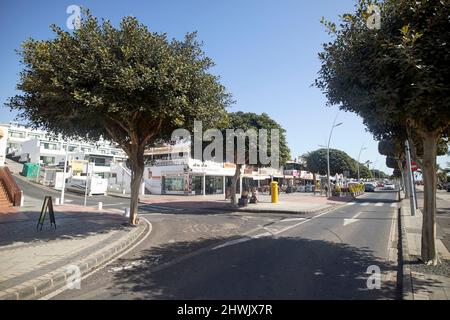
[316,0,450,265]
[371,169,388,179]
[224,112,291,206]
[359,164,373,179]
[7,12,231,225]
[305,148,358,177]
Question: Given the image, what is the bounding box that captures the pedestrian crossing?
[344,201,399,208]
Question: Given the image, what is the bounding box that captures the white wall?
[19,139,40,163]
[0,125,9,167]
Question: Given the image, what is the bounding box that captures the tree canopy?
[7,11,231,224]
[225,112,291,205]
[315,0,450,264]
[304,148,376,179]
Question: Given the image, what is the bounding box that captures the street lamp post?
[61,142,69,205]
[357,145,367,181]
[320,116,343,197]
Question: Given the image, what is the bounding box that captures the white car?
[384,184,396,190]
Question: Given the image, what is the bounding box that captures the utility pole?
[325,115,343,197]
[61,142,68,204]
[405,140,416,216]
[357,145,367,181]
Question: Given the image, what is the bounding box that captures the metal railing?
[0,167,22,206]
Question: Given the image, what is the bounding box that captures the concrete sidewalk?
[109,191,351,214]
[400,200,450,300]
[0,204,151,300]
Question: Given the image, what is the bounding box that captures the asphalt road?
[50,190,400,300]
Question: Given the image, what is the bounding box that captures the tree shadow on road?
[104,235,438,300]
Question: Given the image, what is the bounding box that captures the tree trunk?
[128,146,145,226]
[420,132,439,265]
[230,164,242,207]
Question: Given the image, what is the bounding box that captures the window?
[163,177,184,193]
[41,142,58,150]
[27,133,42,139]
[40,156,55,165]
[9,131,25,138]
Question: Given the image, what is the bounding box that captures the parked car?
[297,185,306,192]
[305,185,313,192]
[384,183,396,190]
[447,183,450,192]
[364,183,376,192]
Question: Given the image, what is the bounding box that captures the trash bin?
[271,181,278,203]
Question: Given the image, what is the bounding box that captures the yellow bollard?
[271,181,278,203]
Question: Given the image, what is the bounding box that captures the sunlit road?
[52,190,400,300]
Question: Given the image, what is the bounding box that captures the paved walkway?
[401,199,450,300]
[436,190,450,253]
[110,191,353,214]
[0,204,149,300]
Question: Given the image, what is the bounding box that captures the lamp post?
[61,142,69,205]
[320,116,343,197]
[357,145,367,181]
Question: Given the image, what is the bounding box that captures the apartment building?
[2,122,127,177]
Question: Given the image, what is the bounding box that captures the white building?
[1,122,127,180]
[108,142,286,196]
[0,124,9,167]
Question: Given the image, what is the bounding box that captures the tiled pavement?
[401,199,450,300]
[0,204,149,300]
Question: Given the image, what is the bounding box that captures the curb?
[0,218,152,300]
[398,201,414,300]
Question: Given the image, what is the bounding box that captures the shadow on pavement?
[104,235,428,300]
[0,210,129,247]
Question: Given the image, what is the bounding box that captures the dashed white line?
[212,238,251,250]
[345,202,356,206]
[281,218,306,222]
[375,202,384,207]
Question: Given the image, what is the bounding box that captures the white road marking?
[343,212,363,226]
[212,237,251,250]
[252,232,271,239]
[212,210,335,250]
[281,218,306,222]
[390,203,398,208]
[345,202,356,206]
[360,202,370,206]
[375,202,384,207]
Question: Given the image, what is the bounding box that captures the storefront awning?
[252,175,271,180]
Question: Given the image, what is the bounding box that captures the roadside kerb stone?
[398,201,414,300]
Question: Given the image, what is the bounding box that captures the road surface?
[50,190,400,300]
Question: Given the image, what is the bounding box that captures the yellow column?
[271,181,278,203]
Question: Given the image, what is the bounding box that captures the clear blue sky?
[1,0,448,174]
